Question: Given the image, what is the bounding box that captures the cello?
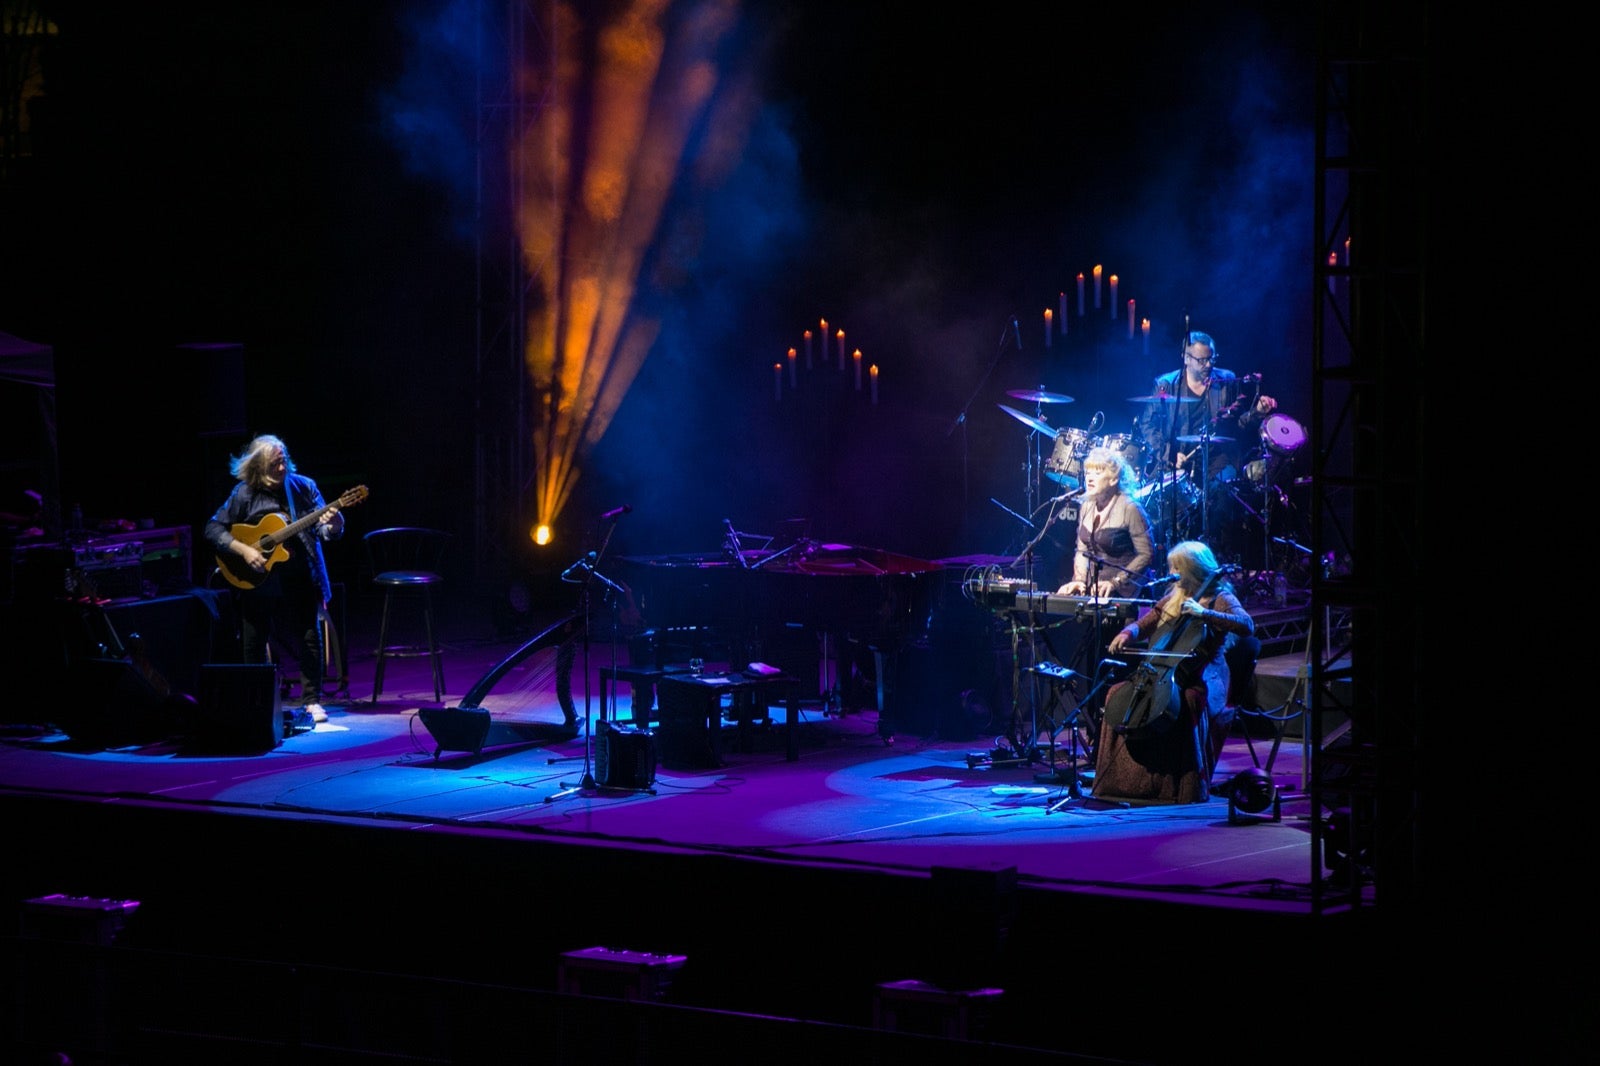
[1100,569,1220,737]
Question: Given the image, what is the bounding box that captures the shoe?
[306,703,328,724]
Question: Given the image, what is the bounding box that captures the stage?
[0,588,1407,1065]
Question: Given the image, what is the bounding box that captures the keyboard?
[963,576,1148,623]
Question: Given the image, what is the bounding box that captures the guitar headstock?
[339,485,370,508]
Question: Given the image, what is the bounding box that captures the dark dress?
[1091,581,1253,804]
[1067,493,1153,599]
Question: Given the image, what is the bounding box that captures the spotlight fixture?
[1227,767,1280,824]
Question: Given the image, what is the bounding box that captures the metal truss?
[1309,0,1428,913]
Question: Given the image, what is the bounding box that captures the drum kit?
[996,384,1310,564]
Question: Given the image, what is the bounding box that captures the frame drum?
[1261,413,1307,456]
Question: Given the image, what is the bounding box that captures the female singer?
[1094,539,1254,804]
[1055,446,1153,600]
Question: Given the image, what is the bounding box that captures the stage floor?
[1,606,1382,1064]
[1,615,1350,911]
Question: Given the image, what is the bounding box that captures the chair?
[366,527,450,703]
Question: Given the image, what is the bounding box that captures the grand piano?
[616,538,945,723]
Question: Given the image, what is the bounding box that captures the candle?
[1328,250,1338,293]
[774,363,782,402]
[1093,265,1102,309]
[787,347,797,386]
[1109,274,1118,317]
[1126,298,1136,338]
[1077,273,1085,316]
[1058,291,1067,334]
[870,364,879,404]
[837,329,846,368]
[853,349,862,390]
[804,330,813,369]
[1141,317,1150,355]
[1044,308,1052,348]
[820,319,829,363]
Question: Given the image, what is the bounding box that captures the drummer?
[1139,331,1277,486]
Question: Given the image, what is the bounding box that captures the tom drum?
[1092,433,1144,474]
[1044,428,1094,487]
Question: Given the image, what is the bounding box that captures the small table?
[595,664,673,728]
[655,671,800,767]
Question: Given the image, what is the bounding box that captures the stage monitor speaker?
[192,664,281,754]
[595,720,656,789]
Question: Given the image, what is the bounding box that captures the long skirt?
[1091,680,1222,805]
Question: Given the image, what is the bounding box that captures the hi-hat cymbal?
[1007,388,1075,404]
[1128,394,1199,404]
[1176,434,1235,443]
[997,404,1056,437]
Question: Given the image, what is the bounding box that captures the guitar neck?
[267,503,336,546]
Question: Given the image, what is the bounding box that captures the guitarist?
[204,434,345,723]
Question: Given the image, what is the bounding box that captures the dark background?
[1,0,1322,616]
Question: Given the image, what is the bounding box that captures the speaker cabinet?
[60,658,176,747]
[595,720,656,789]
[192,664,281,753]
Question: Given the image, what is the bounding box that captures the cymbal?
[1007,388,1075,404]
[1128,394,1198,404]
[1176,434,1235,443]
[997,404,1056,437]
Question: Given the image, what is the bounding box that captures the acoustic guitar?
[216,485,369,590]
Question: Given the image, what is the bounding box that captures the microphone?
[1012,315,1022,350]
[1145,574,1182,591]
[599,504,632,521]
[560,551,598,582]
[1050,489,1086,504]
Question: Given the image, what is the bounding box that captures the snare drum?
[1044,428,1094,487]
[1134,470,1203,516]
[1261,413,1307,456]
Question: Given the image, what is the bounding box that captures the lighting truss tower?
[1310,0,1427,913]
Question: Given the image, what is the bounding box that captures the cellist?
[1095,540,1255,804]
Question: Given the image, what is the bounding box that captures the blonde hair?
[1083,446,1139,495]
[1167,540,1223,589]
[230,434,296,486]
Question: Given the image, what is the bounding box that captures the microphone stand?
[547,523,654,801]
[1045,658,1125,810]
[1004,495,1073,763]
[1146,393,1182,562]
[945,318,1018,518]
